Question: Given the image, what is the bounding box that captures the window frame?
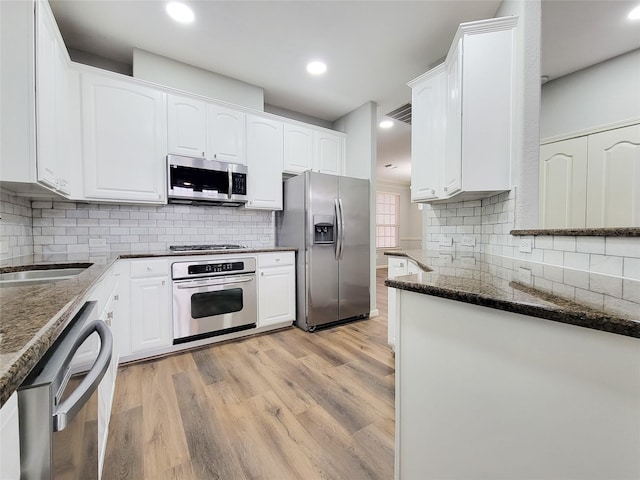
[375,191,400,249]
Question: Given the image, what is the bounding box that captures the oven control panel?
[172,257,256,280]
[188,261,244,275]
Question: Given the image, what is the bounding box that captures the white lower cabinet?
[129,259,172,353]
[0,393,20,480]
[387,256,409,350]
[257,252,295,328]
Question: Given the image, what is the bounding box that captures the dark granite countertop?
[0,247,296,408]
[384,250,640,339]
[510,227,640,237]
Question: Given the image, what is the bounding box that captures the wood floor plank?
[139,359,191,479]
[172,369,247,480]
[102,407,144,480]
[191,347,226,385]
[110,365,143,415]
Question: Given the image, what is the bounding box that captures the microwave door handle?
[228,166,233,200]
[176,275,255,289]
[53,320,112,432]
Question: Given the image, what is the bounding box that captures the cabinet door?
[82,73,167,203]
[258,265,295,327]
[410,67,446,202]
[444,39,462,197]
[130,276,172,353]
[315,131,344,175]
[586,124,640,227]
[0,393,20,480]
[283,123,313,173]
[208,104,246,164]
[35,0,61,191]
[246,114,284,210]
[539,138,588,228]
[167,94,207,158]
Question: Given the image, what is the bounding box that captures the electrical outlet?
[89,238,107,248]
[260,236,270,244]
[439,236,453,247]
[461,236,476,247]
[461,256,476,266]
[519,238,532,253]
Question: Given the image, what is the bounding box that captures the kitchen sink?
[0,265,91,287]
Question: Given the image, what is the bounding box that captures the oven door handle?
[175,274,255,289]
[53,320,112,432]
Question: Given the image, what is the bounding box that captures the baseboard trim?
[369,308,380,318]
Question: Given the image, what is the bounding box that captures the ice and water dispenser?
[313,215,334,244]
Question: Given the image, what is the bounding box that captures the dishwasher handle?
[53,320,112,432]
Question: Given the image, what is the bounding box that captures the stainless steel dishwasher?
[17,301,112,480]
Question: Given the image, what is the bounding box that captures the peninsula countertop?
[384,249,640,339]
[0,247,296,408]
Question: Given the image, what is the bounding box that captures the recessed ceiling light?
[379,120,394,129]
[629,4,640,20]
[166,2,194,24]
[384,163,398,169]
[306,61,327,75]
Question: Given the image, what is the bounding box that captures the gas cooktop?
[169,244,247,252]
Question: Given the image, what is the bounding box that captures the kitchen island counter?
[0,247,296,408]
[384,250,640,339]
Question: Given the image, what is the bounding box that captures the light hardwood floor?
[103,268,393,480]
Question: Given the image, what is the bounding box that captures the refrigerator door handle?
[334,198,342,260]
[338,198,345,260]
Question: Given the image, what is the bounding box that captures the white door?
[410,67,446,202]
[258,266,295,327]
[314,131,343,175]
[167,94,207,158]
[208,104,246,164]
[539,137,588,228]
[129,276,172,353]
[283,123,313,173]
[246,114,283,210]
[443,39,462,197]
[586,124,640,227]
[82,73,167,203]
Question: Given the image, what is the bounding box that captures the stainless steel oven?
[172,257,257,343]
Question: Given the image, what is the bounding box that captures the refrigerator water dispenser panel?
[313,215,334,244]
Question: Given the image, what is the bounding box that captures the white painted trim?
[369,308,380,318]
[541,118,640,145]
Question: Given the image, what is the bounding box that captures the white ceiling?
[49,0,640,185]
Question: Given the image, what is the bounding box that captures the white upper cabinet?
[82,72,168,203]
[315,131,344,175]
[167,94,207,157]
[167,94,246,164]
[409,64,446,202]
[246,114,284,210]
[208,104,246,164]
[586,124,640,227]
[0,0,78,197]
[409,16,517,203]
[283,123,314,173]
[283,122,345,175]
[539,137,588,228]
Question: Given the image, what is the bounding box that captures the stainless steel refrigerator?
[276,171,370,331]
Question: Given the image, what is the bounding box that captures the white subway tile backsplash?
[605,237,640,258]
[624,258,640,281]
[553,236,576,252]
[590,254,624,277]
[576,237,605,255]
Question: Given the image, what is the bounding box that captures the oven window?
[191,288,243,318]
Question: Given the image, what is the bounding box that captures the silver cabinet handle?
[53,320,112,431]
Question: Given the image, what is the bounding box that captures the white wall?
[264,104,332,129]
[333,101,378,315]
[540,49,640,140]
[377,182,422,267]
[496,0,541,230]
[133,49,264,110]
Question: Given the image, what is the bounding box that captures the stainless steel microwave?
[167,154,248,206]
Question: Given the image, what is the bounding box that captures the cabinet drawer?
[129,259,168,278]
[258,251,294,268]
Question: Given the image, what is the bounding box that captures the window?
[376,192,399,248]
